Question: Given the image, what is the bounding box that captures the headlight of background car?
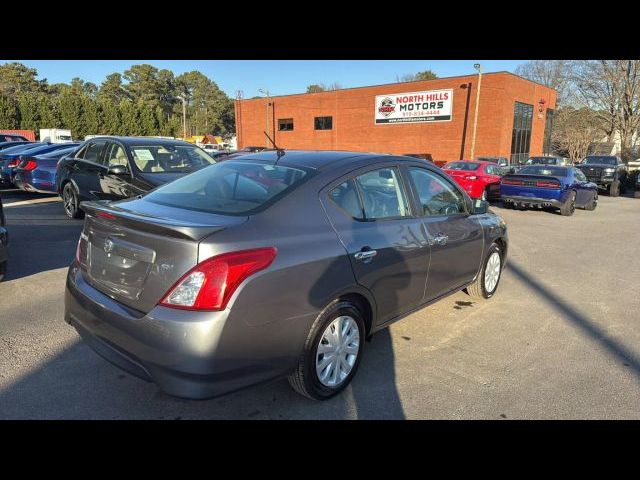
[604,168,615,174]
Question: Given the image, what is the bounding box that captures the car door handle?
[433,233,448,246]
[354,250,377,262]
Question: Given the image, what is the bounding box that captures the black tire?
[609,180,620,197]
[0,261,6,282]
[635,190,640,199]
[584,192,598,211]
[481,188,487,201]
[560,191,576,216]
[466,243,503,300]
[288,300,365,400]
[62,182,84,219]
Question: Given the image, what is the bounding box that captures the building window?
[278,118,294,131]
[510,101,533,165]
[314,116,333,130]
[543,108,554,155]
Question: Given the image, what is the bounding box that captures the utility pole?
[470,63,482,160]
[258,88,270,149]
[177,95,187,140]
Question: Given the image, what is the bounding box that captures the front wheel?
[584,192,598,211]
[466,243,503,299]
[62,183,84,219]
[288,300,365,400]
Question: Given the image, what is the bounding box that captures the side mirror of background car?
[108,164,129,175]
[472,199,489,215]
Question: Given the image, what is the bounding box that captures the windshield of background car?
[130,144,216,173]
[144,160,310,215]
[583,156,616,165]
[444,162,480,171]
[519,166,567,177]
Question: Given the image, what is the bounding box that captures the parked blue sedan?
[0,143,78,186]
[500,165,598,216]
[13,144,80,194]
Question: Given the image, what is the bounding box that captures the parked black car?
[56,136,218,219]
[575,155,628,197]
[0,195,7,281]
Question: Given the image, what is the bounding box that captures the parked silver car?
[65,151,508,400]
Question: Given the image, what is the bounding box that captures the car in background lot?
[442,160,503,201]
[57,136,217,219]
[13,144,80,194]
[477,156,511,173]
[238,146,267,153]
[0,142,77,186]
[0,133,29,143]
[501,165,598,216]
[575,155,628,197]
[634,171,640,198]
[65,150,508,400]
[0,195,7,281]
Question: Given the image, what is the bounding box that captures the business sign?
[375,89,453,124]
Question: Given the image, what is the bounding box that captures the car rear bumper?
[501,195,564,208]
[64,263,298,399]
[13,172,57,194]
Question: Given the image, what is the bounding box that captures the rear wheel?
[0,261,6,282]
[609,180,620,197]
[560,191,576,216]
[288,300,365,400]
[466,243,503,299]
[62,183,84,219]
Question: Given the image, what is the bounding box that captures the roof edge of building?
[238,70,555,101]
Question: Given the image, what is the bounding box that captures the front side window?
[278,118,294,131]
[354,168,410,219]
[83,141,107,164]
[104,143,128,167]
[144,160,309,215]
[314,116,333,130]
[408,168,466,216]
[130,144,215,173]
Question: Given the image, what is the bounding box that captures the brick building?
[235,71,557,164]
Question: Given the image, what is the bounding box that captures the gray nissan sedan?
[65,150,508,400]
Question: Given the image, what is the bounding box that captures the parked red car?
[442,160,503,200]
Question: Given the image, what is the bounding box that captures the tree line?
[0,62,235,140]
[515,60,640,161]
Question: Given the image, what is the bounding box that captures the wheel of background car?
[288,300,365,400]
[609,180,620,197]
[465,243,502,299]
[0,260,6,282]
[481,188,487,201]
[63,183,84,219]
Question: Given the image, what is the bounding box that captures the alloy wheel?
[63,185,76,217]
[484,252,501,293]
[315,315,360,387]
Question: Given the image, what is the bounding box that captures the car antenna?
[263,131,285,165]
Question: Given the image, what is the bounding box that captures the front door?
[321,165,431,327]
[405,166,485,302]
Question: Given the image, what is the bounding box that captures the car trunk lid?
[78,199,248,313]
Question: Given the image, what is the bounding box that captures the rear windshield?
[130,144,215,173]
[519,166,567,177]
[527,157,557,165]
[144,160,310,215]
[444,162,480,171]
[583,156,617,165]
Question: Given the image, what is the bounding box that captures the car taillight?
[535,181,560,189]
[23,159,38,171]
[96,211,117,220]
[502,179,523,185]
[160,247,277,311]
[7,158,20,167]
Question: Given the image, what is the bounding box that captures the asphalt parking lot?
[1,187,639,419]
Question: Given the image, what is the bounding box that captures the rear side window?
[144,160,310,215]
[329,180,364,219]
[83,141,106,164]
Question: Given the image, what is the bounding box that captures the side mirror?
[472,199,489,215]
[108,164,128,175]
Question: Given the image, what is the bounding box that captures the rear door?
[321,163,431,326]
[404,165,484,302]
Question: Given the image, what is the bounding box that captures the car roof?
[86,136,195,147]
[227,150,396,171]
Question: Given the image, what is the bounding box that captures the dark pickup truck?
[575,155,628,197]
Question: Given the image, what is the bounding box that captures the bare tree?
[552,107,604,161]
[514,60,573,105]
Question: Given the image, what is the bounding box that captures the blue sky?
[3,60,525,97]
